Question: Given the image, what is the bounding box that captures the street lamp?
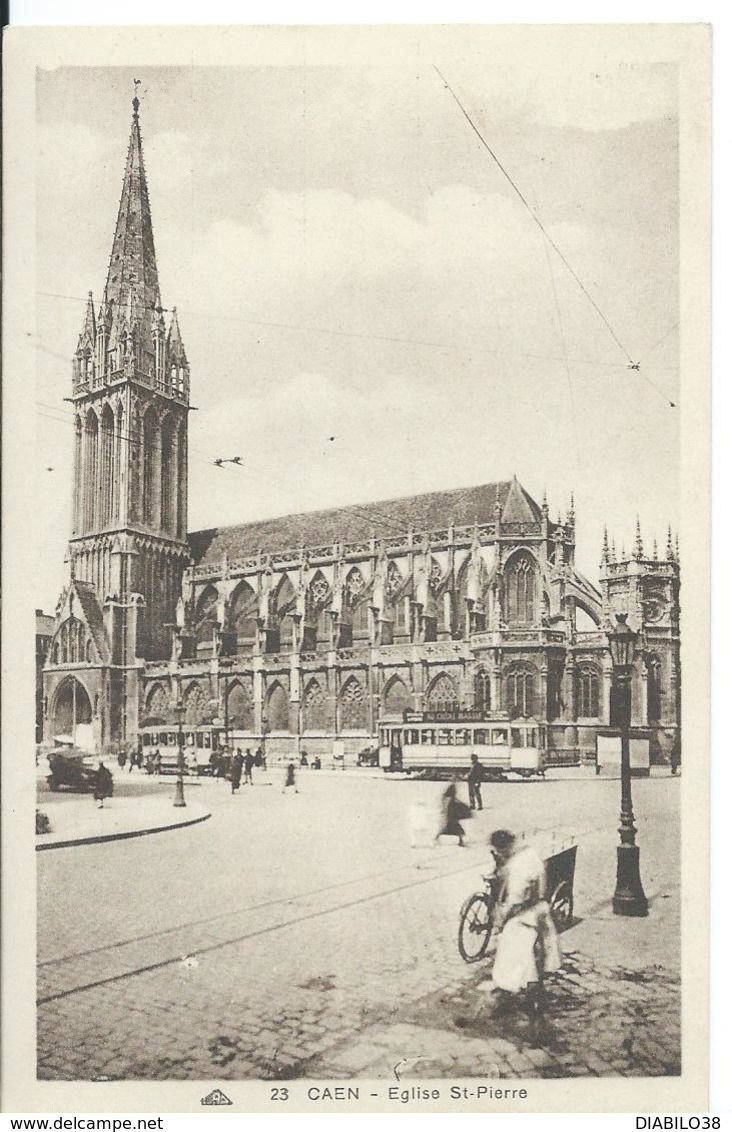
[173,698,186,808]
[607,613,648,916]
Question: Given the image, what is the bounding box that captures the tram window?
[186,732,195,746]
[196,733,204,748]
[403,731,411,745]
[159,733,168,746]
[213,733,219,750]
[142,733,149,747]
[526,728,537,747]
[150,732,158,746]
[203,733,212,749]
[511,728,523,748]
[474,729,489,745]
[492,728,508,745]
[454,729,471,745]
[421,729,436,745]
[437,729,454,745]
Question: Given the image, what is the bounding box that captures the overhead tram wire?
[541,234,582,476]
[35,403,413,540]
[432,65,677,411]
[34,291,678,375]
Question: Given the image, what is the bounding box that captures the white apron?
[491,846,562,993]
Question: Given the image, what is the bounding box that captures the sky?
[34,60,679,611]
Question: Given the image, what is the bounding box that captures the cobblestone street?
[37,769,680,1081]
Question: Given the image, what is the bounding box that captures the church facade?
[42,98,682,766]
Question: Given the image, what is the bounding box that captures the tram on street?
[378,710,546,780]
[139,725,223,775]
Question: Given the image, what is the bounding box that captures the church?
[41,96,682,767]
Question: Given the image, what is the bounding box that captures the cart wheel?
[458,893,494,963]
[550,880,573,928]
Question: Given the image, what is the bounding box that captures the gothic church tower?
[44,94,190,749]
[69,92,190,662]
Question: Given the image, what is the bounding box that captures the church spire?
[105,92,160,353]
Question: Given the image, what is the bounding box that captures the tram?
[378,710,545,780]
[139,725,223,775]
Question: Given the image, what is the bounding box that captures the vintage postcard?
[1,22,710,1114]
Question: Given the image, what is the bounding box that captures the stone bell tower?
[44,91,191,749]
[600,521,681,763]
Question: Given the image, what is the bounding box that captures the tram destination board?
[403,709,495,724]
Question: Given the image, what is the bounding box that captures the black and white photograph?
[1,21,711,1114]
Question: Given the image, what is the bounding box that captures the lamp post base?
[173,778,186,808]
[612,845,648,916]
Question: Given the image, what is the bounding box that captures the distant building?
[42,95,681,766]
[36,610,55,743]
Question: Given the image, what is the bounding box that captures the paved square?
[37,769,680,1080]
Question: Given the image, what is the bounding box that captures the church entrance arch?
[53,676,94,751]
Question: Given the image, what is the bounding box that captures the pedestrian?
[256,743,266,771]
[435,782,470,847]
[282,761,298,794]
[300,749,309,768]
[487,829,562,1022]
[231,749,244,793]
[244,748,255,785]
[93,761,114,809]
[117,749,126,769]
[154,749,162,776]
[468,753,484,811]
[670,745,680,775]
[188,747,198,778]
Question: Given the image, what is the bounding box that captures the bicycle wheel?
[550,880,573,929]
[458,892,494,963]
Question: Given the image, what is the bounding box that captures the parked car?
[46,749,97,793]
[357,746,380,767]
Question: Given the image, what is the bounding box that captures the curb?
[36,807,211,851]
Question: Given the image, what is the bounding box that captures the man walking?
[468,753,485,811]
[282,761,298,794]
[244,748,255,785]
[231,749,244,793]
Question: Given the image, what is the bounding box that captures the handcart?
[457,838,577,963]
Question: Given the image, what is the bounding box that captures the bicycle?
[457,842,577,963]
[457,867,502,963]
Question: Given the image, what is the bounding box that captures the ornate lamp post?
[173,698,186,808]
[607,613,648,916]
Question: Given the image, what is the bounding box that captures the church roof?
[189,480,543,566]
[105,96,160,352]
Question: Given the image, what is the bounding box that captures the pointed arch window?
[230,582,258,651]
[265,681,289,732]
[100,404,115,527]
[475,669,491,712]
[227,678,254,730]
[340,675,367,730]
[302,678,327,730]
[577,664,601,718]
[142,409,159,527]
[506,664,535,719]
[505,553,536,625]
[183,682,206,726]
[647,655,662,724]
[194,585,219,651]
[383,675,410,715]
[83,410,99,532]
[160,416,177,535]
[426,672,459,711]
